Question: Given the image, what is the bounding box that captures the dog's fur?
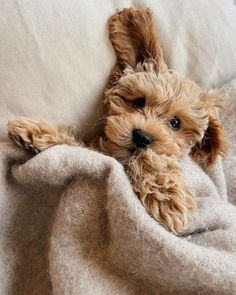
[7,8,227,234]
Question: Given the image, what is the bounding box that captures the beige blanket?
[1,79,236,295]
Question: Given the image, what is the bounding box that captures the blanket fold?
[1,79,236,295]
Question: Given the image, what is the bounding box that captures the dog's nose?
[132,129,153,148]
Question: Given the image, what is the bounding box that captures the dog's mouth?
[128,147,136,154]
[128,145,150,156]
[99,133,154,161]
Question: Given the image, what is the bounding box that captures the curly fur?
[7,8,227,234]
[127,149,196,234]
[8,118,78,153]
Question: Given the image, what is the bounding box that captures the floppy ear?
[191,91,228,167]
[108,8,164,86]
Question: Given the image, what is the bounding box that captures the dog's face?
[101,62,226,166]
[101,8,227,167]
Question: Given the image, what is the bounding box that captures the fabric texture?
[0,79,236,295]
[1,1,236,294]
[0,0,236,139]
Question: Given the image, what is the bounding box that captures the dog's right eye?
[132,97,146,108]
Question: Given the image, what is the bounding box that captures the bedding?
[0,79,236,294]
[1,1,236,294]
[0,0,236,139]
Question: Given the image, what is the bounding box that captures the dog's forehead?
[119,69,203,102]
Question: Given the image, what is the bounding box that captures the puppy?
[7,8,227,234]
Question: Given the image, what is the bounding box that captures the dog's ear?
[108,8,164,86]
[191,91,227,167]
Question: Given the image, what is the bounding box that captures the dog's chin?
[99,136,173,164]
[126,146,154,163]
[128,146,146,156]
[109,146,140,165]
[123,145,185,166]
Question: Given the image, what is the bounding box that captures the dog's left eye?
[170,116,181,130]
[132,97,146,108]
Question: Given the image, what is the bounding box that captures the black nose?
[132,129,153,149]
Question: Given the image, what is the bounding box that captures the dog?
[7,8,227,234]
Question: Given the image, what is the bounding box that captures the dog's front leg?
[8,117,78,154]
[127,151,196,234]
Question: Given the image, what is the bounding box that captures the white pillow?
[0,0,236,138]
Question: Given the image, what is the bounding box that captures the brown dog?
[8,8,227,234]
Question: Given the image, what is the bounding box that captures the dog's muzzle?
[132,129,153,149]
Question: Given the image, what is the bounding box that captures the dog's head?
[100,8,227,167]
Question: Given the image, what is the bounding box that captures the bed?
[1,1,236,294]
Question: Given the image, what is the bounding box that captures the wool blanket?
[1,79,236,295]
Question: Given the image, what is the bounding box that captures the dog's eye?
[170,116,181,130]
[132,97,146,108]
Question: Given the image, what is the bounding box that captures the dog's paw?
[127,151,197,234]
[146,187,196,235]
[8,117,60,153]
